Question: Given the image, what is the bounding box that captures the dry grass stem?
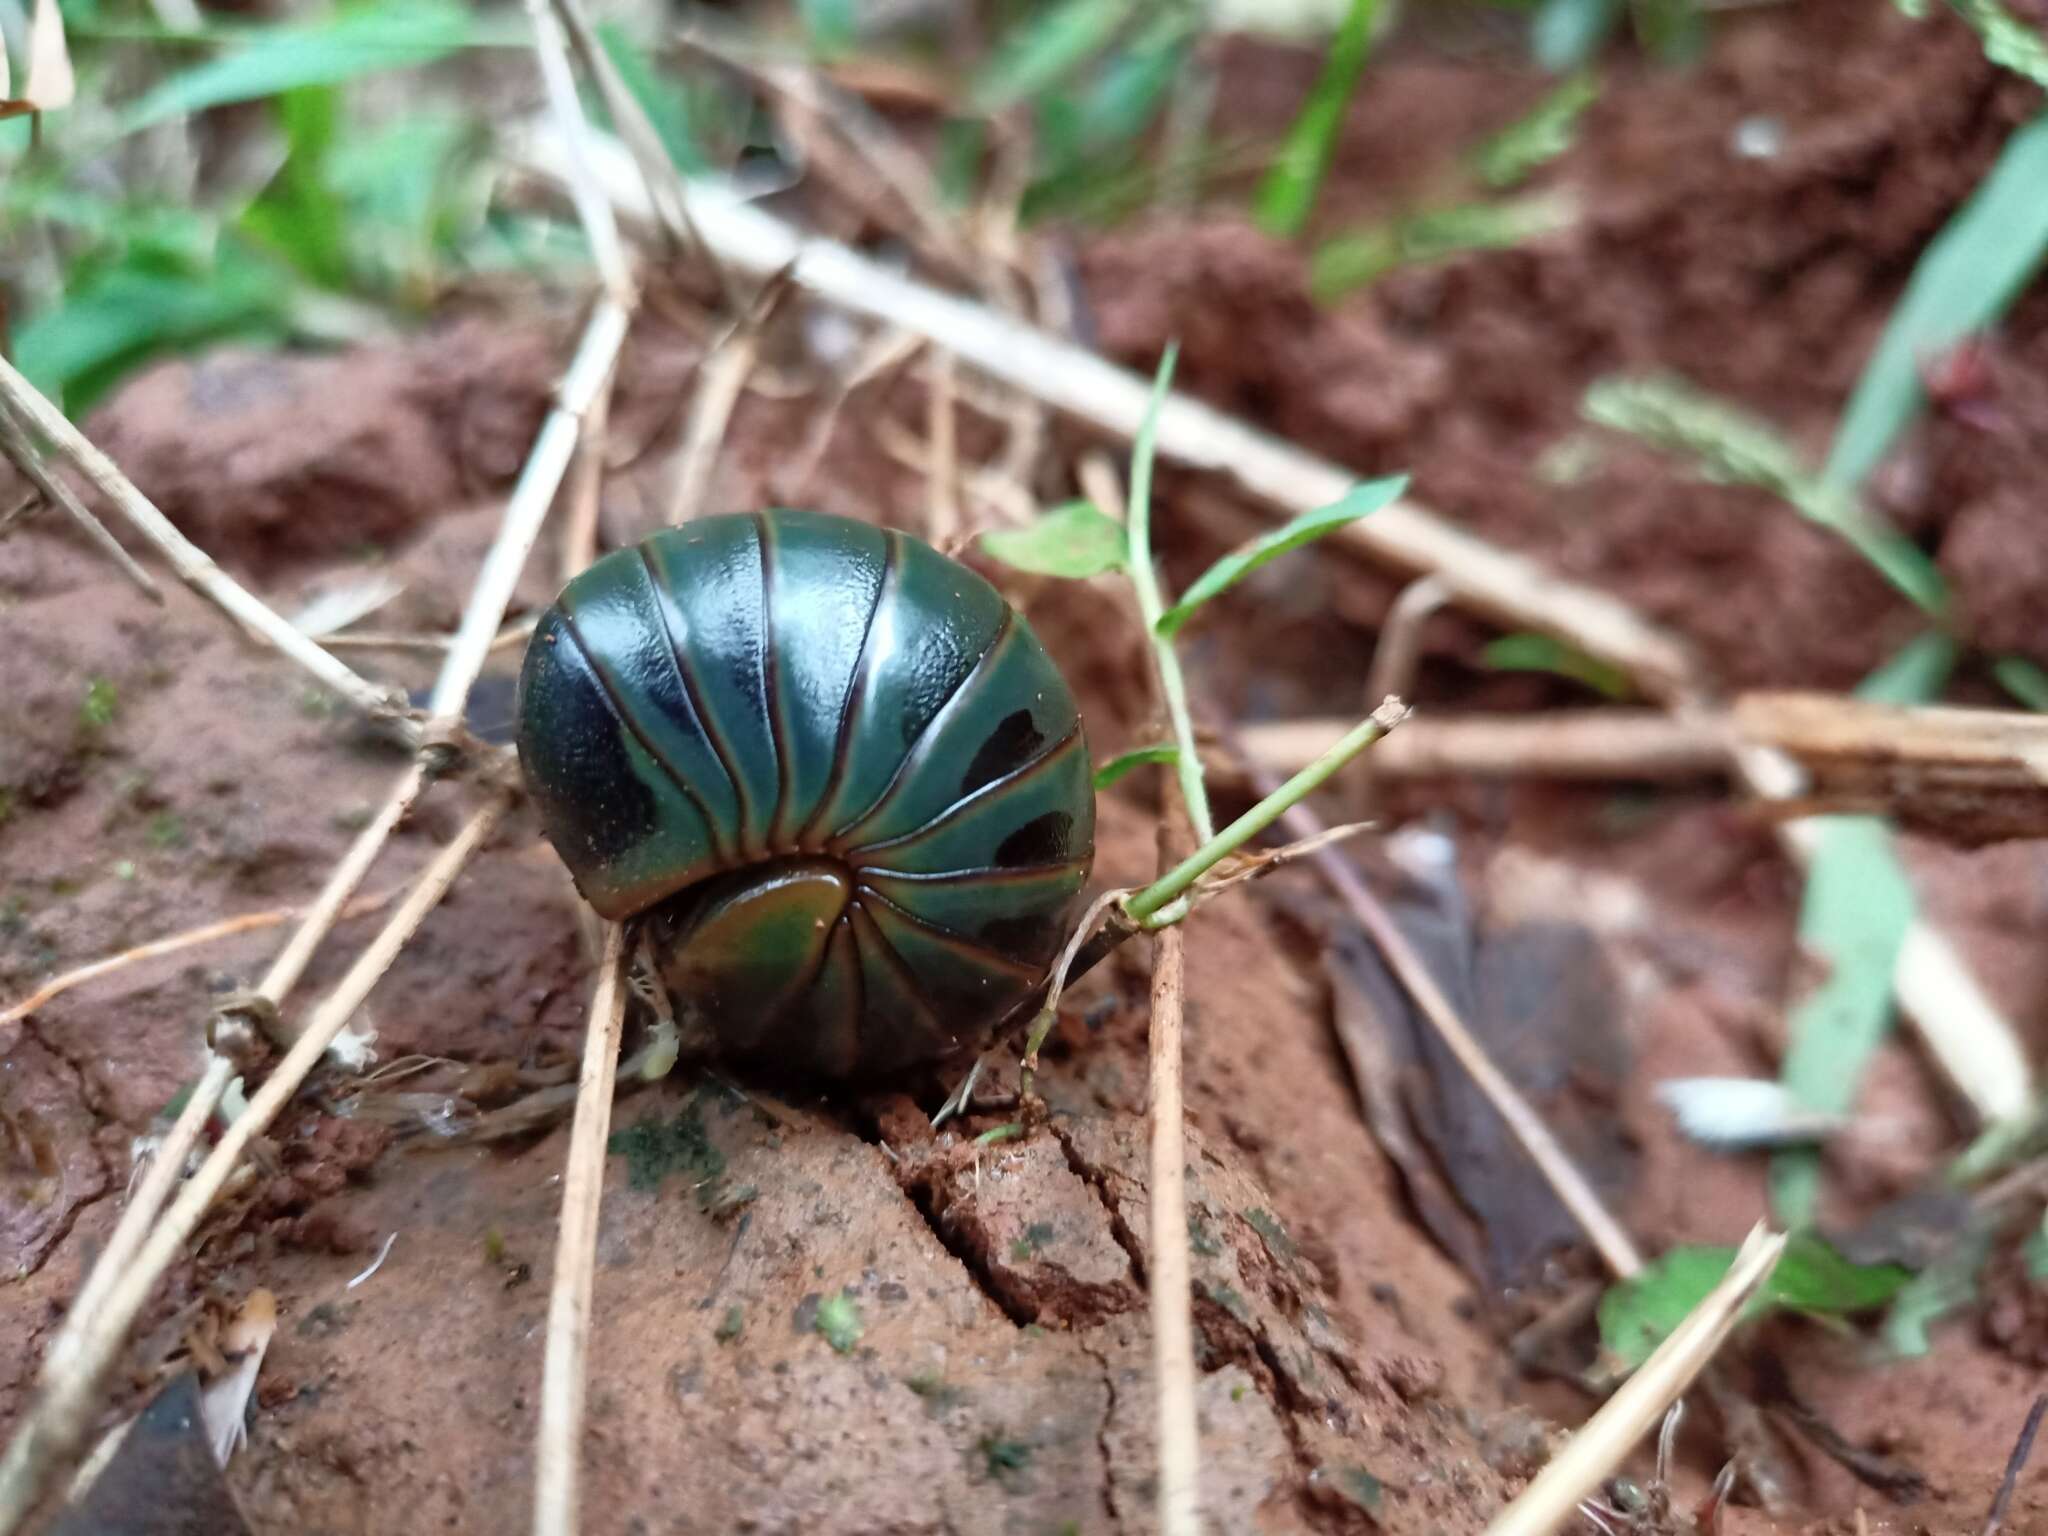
[36,1054,232,1404]
[527,0,634,308]
[320,616,537,654]
[786,326,924,495]
[0,353,407,730]
[0,888,392,1027]
[0,394,161,602]
[1482,1225,1787,1536]
[534,922,630,1536]
[1366,575,1452,709]
[0,795,508,1534]
[1982,1394,2048,1536]
[665,271,789,526]
[428,295,630,719]
[1247,753,1647,1278]
[557,380,613,584]
[1237,711,1729,782]
[510,127,1698,701]
[549,0,739,311]
[1146,854,1200,1536]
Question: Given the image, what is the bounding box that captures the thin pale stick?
[1236,711,1729,782]
[0,394,161,602]
[37,1054,232,1393]
[320,617,537,654]
[557,379,612,584]
[665,273,787,527]
[1482,1225,1786,1536]
[0,353,406,729]
[527,0,633,308]
[429,297,629,719]
[0,889,392,1027]
[1241,749,1645,1278]
[548,0,740,312]
[508,129,1699,702]
[533,922,629,1536]
[1365,574,1451,710]
[1147,895,1200,1536]
[0,796,507,1534]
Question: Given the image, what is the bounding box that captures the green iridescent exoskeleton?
[516,509,1095,1078]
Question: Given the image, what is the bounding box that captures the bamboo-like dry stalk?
[1146,910,1200,1536]
[1481,1225,1786,1536]
[0,796,508,1534]
[0,393,162,602]
[509,125,1701,703]
[533,922,630,1536]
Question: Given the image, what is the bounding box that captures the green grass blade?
[1154,475,1406,638]
[118,0,476,136]
[1769,633,1956,1228]
[1312,192,1576,300]
[1093,744,1180,790]
[1586,373,1949,615]
[1825,113,2048,489]
[1480,633,1632,699]
[1472,69,1599,189]
[1940,0,2048,87]
[979,500,1128,579]
[1251,0,1382,237]
[971,0,1132,115]
[1993,655,2048,711]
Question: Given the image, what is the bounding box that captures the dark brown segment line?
[856,885,1044,979]
[637,541,752,858]
[754,512,793,848]
[843,722,1083,861]
[826,606,1015,847]
[555,609,731,867]
[848,897,948,1038]
[795,531,896,847]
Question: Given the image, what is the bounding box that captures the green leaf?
[1599,1233,1912,1370]
[118,1,475,136]
[1532,0,1622,70]
[1769,635,1953,1227]
[1586,374,1948,616]
[1993,655,2048,712]
[1310,193,1576,300]
[972,0,1131,114]
[1481,632,1633,699]
[239,86,351,288]
[14,243,296,409]
[1094,744,1180,790]
[1472,70,1599,189]
[814,1290,864,1354]
[1826,113,2048,489]
[979,500,1127,579]
[1155,476,1406,638]
[1252,0,1382,237]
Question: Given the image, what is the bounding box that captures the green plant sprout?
[982,345,1406,935]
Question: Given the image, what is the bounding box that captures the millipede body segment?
[516,509,1095,1077]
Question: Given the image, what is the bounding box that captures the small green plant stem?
[1125,701,1404,926]
[1123,349,1215,848]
